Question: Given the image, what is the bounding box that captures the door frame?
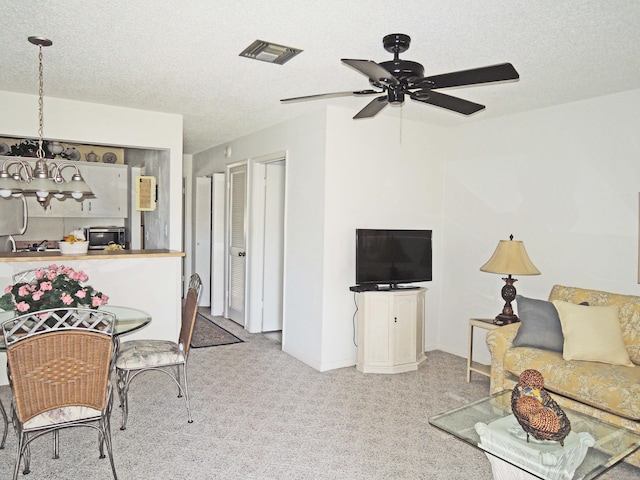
[246,152,287,334]
[223,153,287,335]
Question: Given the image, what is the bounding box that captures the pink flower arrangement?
[0,264,108,313]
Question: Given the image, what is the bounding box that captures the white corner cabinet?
[26,162,128,218]
[356,288,427,374]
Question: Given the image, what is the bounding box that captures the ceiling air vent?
[239,40,302,65]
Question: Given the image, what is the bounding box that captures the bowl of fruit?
[58,230,89,255]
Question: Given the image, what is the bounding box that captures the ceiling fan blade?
[421,63,519,89]
[410,90,485,115]
[353,96,388,119]
[281,89,381,103]
[341,59,399,86]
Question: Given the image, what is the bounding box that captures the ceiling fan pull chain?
[399,105,403,146]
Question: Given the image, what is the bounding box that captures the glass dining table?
[0,306,151,449]
[0,305,152,350]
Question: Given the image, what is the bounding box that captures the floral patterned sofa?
[486,284,640,466]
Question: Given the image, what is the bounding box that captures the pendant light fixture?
[0,36,93,208]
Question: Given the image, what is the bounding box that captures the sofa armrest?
[486,323,520,394]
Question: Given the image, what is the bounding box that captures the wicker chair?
[115,273,202,430]
[2,308,118,480]
[0,269,46,453]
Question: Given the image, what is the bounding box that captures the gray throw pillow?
[512,295,564,352]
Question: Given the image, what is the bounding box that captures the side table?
[467,318,500,382]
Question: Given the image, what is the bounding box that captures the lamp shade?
[21,176,59,198]
[480,238,541,275]
[59,174,93,199]
[0,174,23,198]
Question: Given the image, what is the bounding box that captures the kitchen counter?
[0,249,185,386]
[0,249,185,262]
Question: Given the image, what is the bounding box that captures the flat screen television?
[356,229,432,289]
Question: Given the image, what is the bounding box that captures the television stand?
[356,287,427,374]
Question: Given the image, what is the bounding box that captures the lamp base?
[494,313,520,326]
[493,275,520,326]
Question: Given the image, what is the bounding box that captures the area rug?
[191,313,243,348]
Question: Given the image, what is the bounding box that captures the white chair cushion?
[116,340,184,369]
[23,383,112,429]
[25,406,102,429]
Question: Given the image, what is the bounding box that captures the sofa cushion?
[549,285,640,364]
[512,295,564,352]
[553,300,635,367]
[504,346,640,420]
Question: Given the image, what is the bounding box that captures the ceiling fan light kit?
[281,33,519,119]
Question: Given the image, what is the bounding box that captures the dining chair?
[11,268,39,284]
[2,307,118,480]
[0,269,46,454]
[0,269,47,454]
[115,273,202,430]
[0,387,6,451]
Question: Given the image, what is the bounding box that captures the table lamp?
[480,235,541,325]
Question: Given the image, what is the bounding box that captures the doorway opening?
[220,154,286,338]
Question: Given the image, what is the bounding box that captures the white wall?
[440,88,640,364]
[0,91,183,251]
[191,88,640,373]
[192,106,447,371]
[192,109,329,368]
[320,108,446,369]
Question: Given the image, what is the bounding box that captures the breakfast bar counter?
[0,249,184,262]
[0,250,185,385]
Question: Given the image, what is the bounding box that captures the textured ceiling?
[1,1,639,154]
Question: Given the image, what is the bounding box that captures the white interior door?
[194,177,212,306]
[226,164,247,325]
[262,162,285,332]
[210,173,225,316]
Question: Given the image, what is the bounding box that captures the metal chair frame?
[2,308,118,480]
[0,390,7,450]
[116,273,202,430]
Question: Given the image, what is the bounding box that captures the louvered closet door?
[227,165,247,325]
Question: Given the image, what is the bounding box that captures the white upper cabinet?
[81,163,128,217]
[26,162,128,218]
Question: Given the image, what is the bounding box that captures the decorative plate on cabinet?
[102,152,117,164]
[0,142,9,155]
[62,147,81,161]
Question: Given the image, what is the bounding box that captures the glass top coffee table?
[429,390,640,480]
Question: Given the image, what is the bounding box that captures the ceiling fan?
[281,33,519,119]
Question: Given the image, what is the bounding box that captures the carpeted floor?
[191,313,243,348]
[0,313,636,479]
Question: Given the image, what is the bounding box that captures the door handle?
[238,252,246,257]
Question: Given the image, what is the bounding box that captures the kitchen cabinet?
[26,194,81,217]
[80,164,128,217]
[356,288,427,374]
[26,163,128,218]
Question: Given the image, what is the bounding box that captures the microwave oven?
[85,227,126,250]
